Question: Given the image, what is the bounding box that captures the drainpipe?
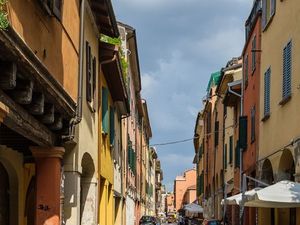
[228,80,244,225]
[63,0,85,141]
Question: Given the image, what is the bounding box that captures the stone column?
[0,102,9,123]
[30,147,65,225]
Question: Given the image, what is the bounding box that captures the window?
[38,0,62,19]
[229,136,233,164]
[264,67,271,116]
[102,87,109,134]
[206,111,211,134]
[251,106,256,142]
[109,106,115,146]
[262,0,276,29]
[282,40,292,100]
[252,36,256,71]
[214,121,219,147]
[86,42,97,111]
[244,55,249,87]
[224,144,228,169]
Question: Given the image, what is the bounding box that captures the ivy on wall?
[0,0,9,30]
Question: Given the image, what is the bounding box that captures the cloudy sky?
[113,0,253,191]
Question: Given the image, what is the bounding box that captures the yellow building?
[98,37,128,225]
[259,0,300,224]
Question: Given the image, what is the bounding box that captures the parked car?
[202,219,221,225]
[139,215,161,225]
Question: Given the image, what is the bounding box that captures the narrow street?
[1,1,300,225]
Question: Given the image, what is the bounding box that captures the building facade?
[258,0,300,224]
[174,168,196,211]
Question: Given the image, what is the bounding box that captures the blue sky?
[113,0,253,191]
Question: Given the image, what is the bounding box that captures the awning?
[183,203,203,213]
[221,188,261,206]
[222,181,300,208]
[246,180,300,208]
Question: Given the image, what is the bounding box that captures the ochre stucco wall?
[7,0,80,100]
[259,0,300,160]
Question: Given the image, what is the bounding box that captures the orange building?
[241,1,262,225]
[174,168,196,211]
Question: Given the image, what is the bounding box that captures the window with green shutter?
[239,116,247,150]
[224,144,228,169]
[109,106,115,146]
[235,141,240,168]
[102,87,109,134]
[264,68,271,116]
[229,136,233,164]
[282,40,292,100]
[214,121,219,147]
[262,0,276,29]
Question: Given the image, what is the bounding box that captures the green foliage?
[100,34,121,46]
[0,0,9,30]
[100,34,128,83]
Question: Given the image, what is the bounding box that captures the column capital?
[0,101,9,123]
[30,146,65,159]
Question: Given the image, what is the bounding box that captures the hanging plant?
[100,34,129,84]
[0,0,9,30]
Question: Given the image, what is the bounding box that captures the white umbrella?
[245,180,300,208]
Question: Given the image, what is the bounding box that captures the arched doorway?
[278,149,295,181]
[0,162,9,225]
[80,153,96,225]
[278,150,296,225]
[261,159,274,185]
[260,159,275,225]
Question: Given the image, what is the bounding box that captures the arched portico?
[80,152,97,225]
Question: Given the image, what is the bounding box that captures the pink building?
[174,168,196,211]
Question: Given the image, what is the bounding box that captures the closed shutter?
[229,136,233,164]
[262,0,267,28]
[127,140,131,167]
[239,116,247,150]
[86,42,92,103]
[235,141,240,168]
[214,121,219,147]
[283,41,292,99]
[109,106,115,146]
[224,144,227,169]
[102,87,109,134]
[264,68,271,116]
[271,0,276,17]
[92,57,96,102]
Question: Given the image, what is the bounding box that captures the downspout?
[63,0,85,141]
[228,81,244,225]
